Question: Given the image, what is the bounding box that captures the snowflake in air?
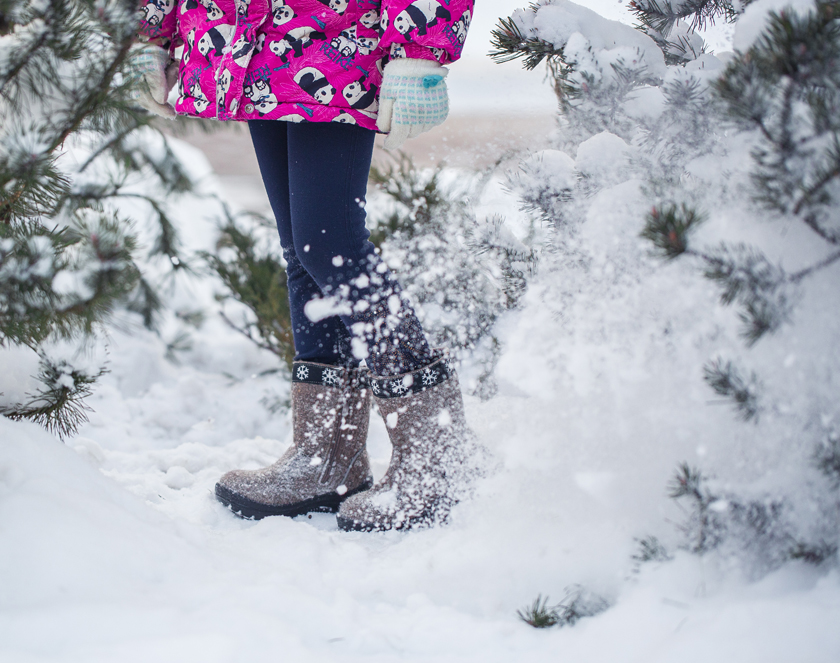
[296,365,309,380]
[322,368,339,385]
[421,367,439,386]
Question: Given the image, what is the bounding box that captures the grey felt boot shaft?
[338,354,477,531]
[216,364,372,518]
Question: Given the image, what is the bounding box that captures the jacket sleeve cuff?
[385,42,452,65]
[384,57,447,77]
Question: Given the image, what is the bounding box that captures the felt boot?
[337,353,476,531]
[216,362,373,519]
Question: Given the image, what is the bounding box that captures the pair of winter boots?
[214,353,476,531]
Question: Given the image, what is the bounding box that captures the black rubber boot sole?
[215,479,373,520]
[336,504,443,532]
[336,514,392,532]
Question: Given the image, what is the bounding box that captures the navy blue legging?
[248,120,432,376]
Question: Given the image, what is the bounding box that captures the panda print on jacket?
[137,0,474,128]
[388,0,451,39]
[315,0,349,16]
[255,33,267,53]
[196,25,233,61]
[179,0,222,21]
[452,9,471,45]
[236,0,251,18]
[294,67,336,105]
[183,27,196,64]
[329,25,377,58]
[330,25,358,57]
[217,68,233,106]
[231,33,257,68]
[389,43,406,59]
[270,28,327,64]
[244,77,279,115]
[360,9,380,30]
[342,77,378,113]
[177,68,211,114]
[271,0,295,26]
[141,0,174,29]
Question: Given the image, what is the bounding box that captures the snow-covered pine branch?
[0,1,199,437]
[493,0,840,576]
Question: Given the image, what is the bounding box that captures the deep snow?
[1,133,839,661]
[3,0,840,657]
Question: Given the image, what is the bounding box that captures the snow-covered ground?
[4,0,840,658]
[2,131,840,662]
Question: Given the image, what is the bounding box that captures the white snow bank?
[517,149,577,197]
[3,111,840,661]
[575,131,631,182]
[0,344,41,407]
[3,413,840,661]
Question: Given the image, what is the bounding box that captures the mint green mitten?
[128,42,176,119]
[377,58,449,150]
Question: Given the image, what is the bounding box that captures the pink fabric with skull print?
[137,0,473,129]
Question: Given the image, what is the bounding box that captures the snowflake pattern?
[321,368,340,386]
[368,358,450,398]
[421,367,439,387]
[390,379,409,396]
[296,365,309,381]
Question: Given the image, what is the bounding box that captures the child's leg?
[248,120,355,365]
[285,121,433,376]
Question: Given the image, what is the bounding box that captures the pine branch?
[516,595,560,628]
[0,0,64,97]
[0,0,197,439]
[788,540,839,564]
[630,0,743,36]
[0,211,139,346]
[0,356,105,440]
[632,536,673,564]
[368,151,449,242]
[668,463,724,553]
[489,14,566,70]
[554,586,610,626]
[814,430,840,485]
[716,2,840,245]
[516,587,609,629]
[77,125,140,173]
[640,203,705,259]
[0,0,137,225]
[789,249,840,282]
[701,243,783,306]
[124,275,163,330]
[203,214,294,369]
[703,358,761,420]
[700,243,790,343]
[218,309,284,356]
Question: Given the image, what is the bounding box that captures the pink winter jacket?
[138,0,473,130]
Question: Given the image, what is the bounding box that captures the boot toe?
[214,468,293,518]
[337,488,434,531]
[337,490,388,531]
[217,468,251,491]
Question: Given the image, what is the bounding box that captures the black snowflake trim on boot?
[368,354,452,399]
[292,362,348,388]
